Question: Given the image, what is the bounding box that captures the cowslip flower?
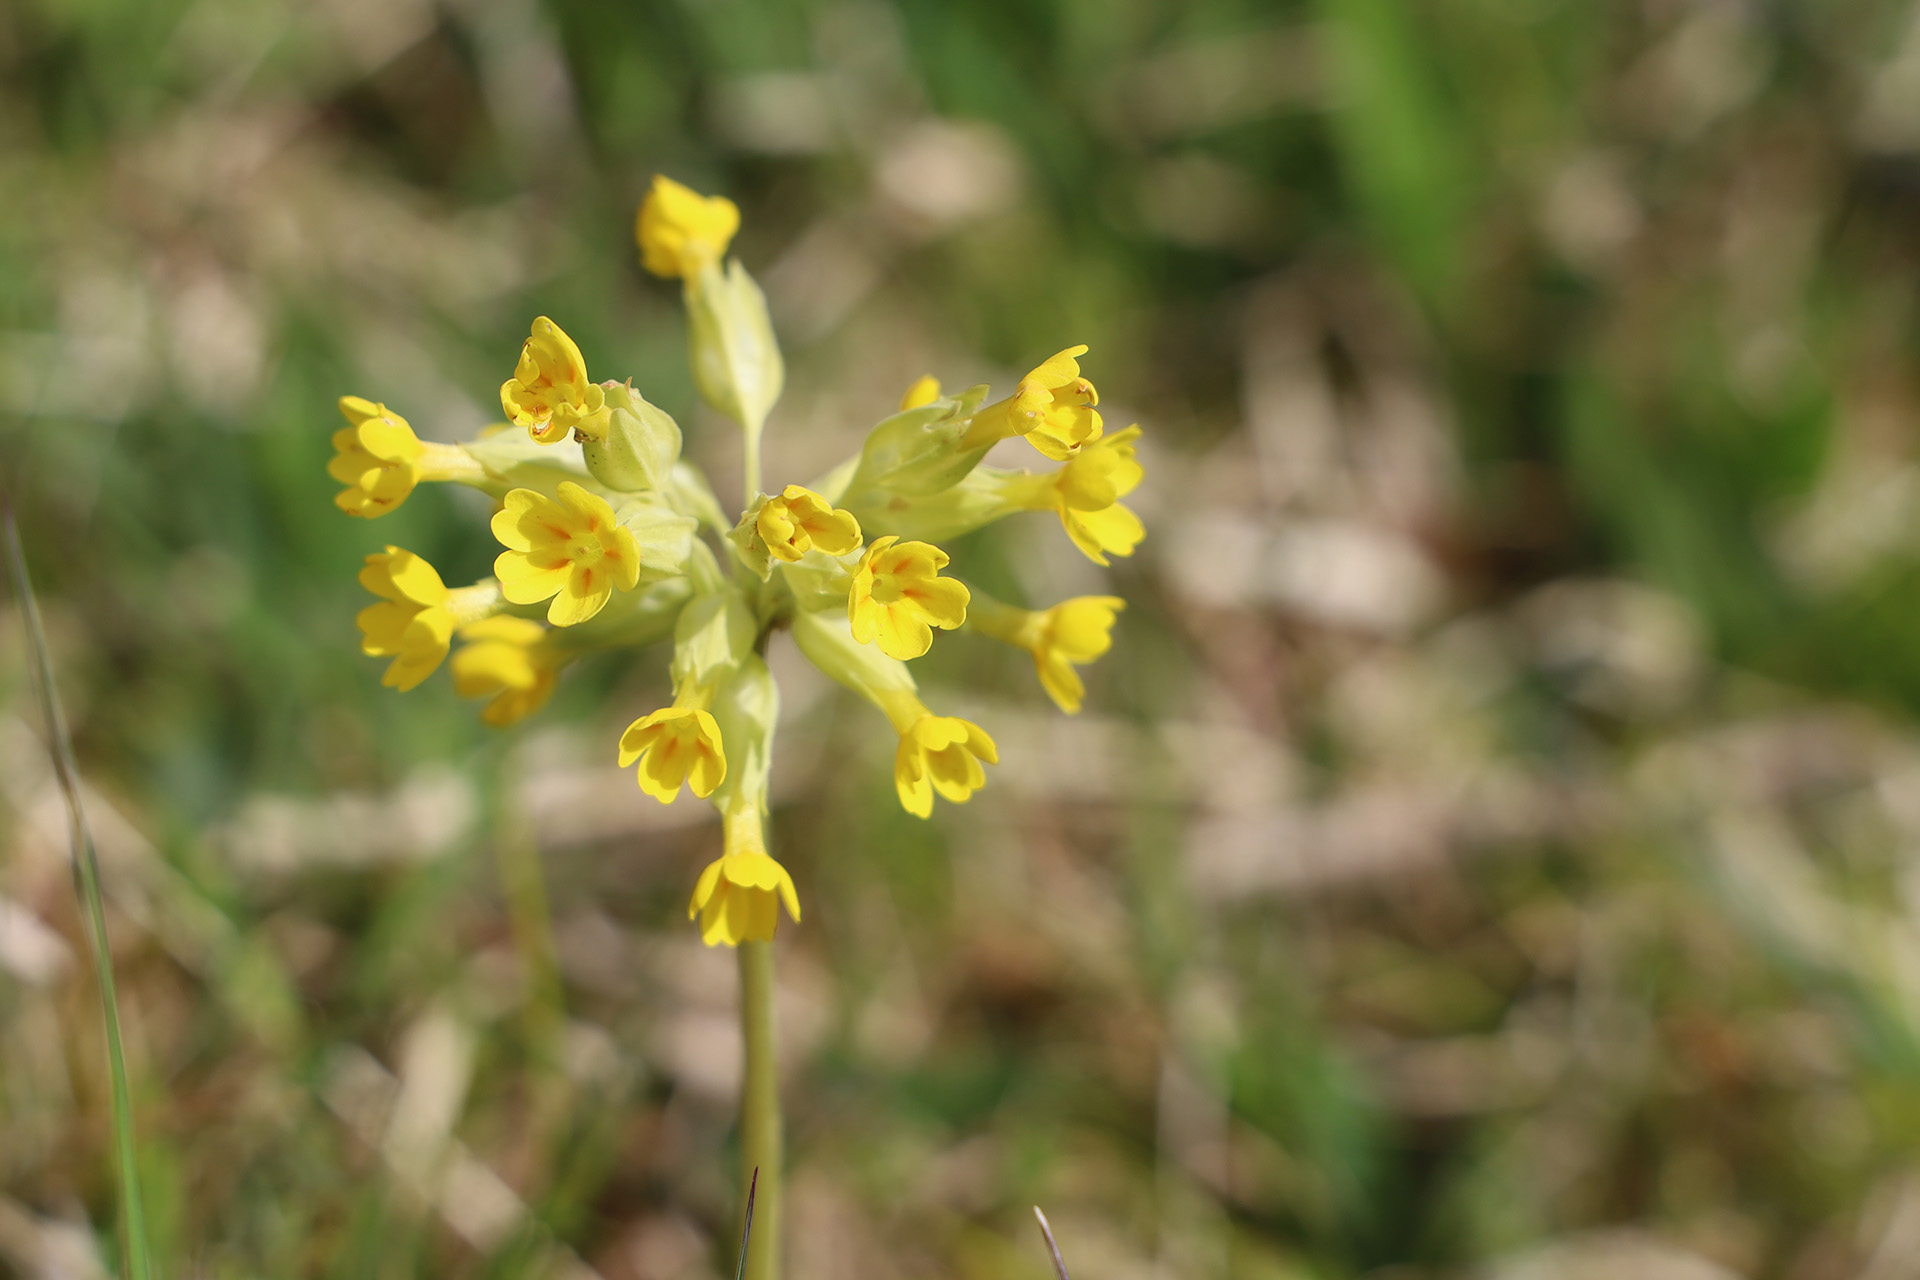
[500,317,611,444]
[619,700,727,802]
[329,397,489,518]
[637,175,741,280]
[491,481,642,626]
[1036,426,1145,565]
[848,536,969,660]
[333,175,1135,943]
[975,595,1125,714]
[451,616,561,727]
[756,485,862,563]
[688,809,800,946]
[879,691,999,819]
[963,346,1103,461]
[327,174,1142,1280]
[330,398,424,516]
[356,547,500,691]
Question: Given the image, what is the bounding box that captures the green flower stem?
[742,424,763,513]
[738,939,781,1280]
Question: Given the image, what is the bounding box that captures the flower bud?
[580,381,684,492]
[686,259,784,431]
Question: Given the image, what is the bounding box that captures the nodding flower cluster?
[330,175,1142,946]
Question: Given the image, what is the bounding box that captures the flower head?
[500,317,611,444]
[637,176,741,280]
[619,705,727,802]
[1046,426,1145,565]
[491,481,642,626]
[356,547,453,691]
[894,713,999,818]
[330,397,424,517]
[849,536,970,660]
[688,810,799,946]
[757,485,862,563]
[1021,597,1125,714]
[451,616,560,727]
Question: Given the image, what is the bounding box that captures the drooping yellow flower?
[1044,426,1145,565]
[619,699,727,802]
[892,707,999,819]
[1015,597,1125,714]
[636,175,741,280]
[451,616,560,727]
[329,397,489,517]
[963,346,1103,461]
[688,809,799,946]
[330,397,424,517]
[899,375,941,411]
[848,535,969,660]
[357,550,503,692]
[356,547,452,691]
[757,485,862,562]
[500,317,611,444]
[491,481,642,626]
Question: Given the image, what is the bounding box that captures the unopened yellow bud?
[500,317,611,444]
[491,482,643,627]
[899,375,942,411]
[637,175,741,280]
[848,536,969,660]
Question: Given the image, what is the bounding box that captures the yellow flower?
[688,810,799,947]
[499,317,611,444]
[757,485,862,562]
[848,535,969,660]
[491,481,642,626]
[329,397,423,517]
[1018,597,1125,714]
[1046,426,1145,565]
[636,175,741,280]
[357,549,503,691]
[899,375,941,411]
[451,616,560,727]
[894,711,999,819]
[330,396,489,517]
[619,702,727,802]
[964,346,1103,461]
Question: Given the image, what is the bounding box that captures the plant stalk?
[741,424,762,511]
[5,505,153,1280]
[738,940,780,1280]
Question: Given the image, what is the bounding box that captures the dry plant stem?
[739,940,781,1280]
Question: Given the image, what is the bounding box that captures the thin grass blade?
[4,501,155,1280]
[734,1167,758,1280]
[1033,1206,1070,1280]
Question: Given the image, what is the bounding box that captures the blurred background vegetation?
[8,0,1920,1276]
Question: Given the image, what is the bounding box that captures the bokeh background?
[9,0,1920,1276]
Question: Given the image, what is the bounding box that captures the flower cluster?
[329,177,1141,946]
